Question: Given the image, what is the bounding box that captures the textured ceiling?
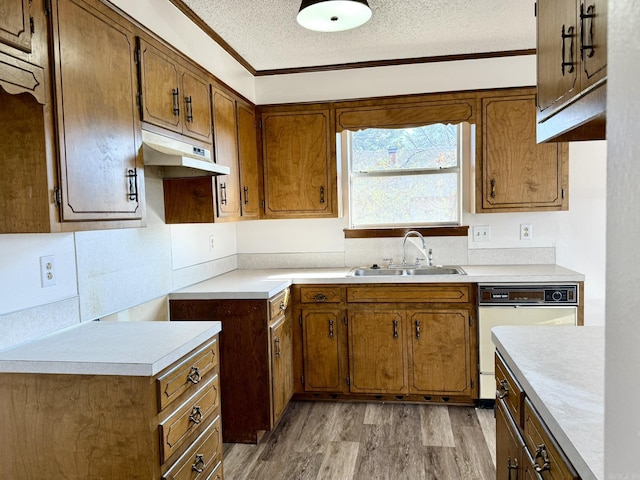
[180,0,537,72]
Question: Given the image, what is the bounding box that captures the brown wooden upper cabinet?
[0,0,32,53]
[477,91,568,213]
[536,0,607,142]
[236,100,261,220]
[50,0,145,225]
[137,37,212,145]
[259,105,337,219]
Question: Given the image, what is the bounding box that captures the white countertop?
[0,321,222,376]
[492,325,604,480]
[169,264,585,300]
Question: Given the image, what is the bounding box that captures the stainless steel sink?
[348,266,466,277]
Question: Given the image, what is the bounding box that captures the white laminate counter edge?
[492,326,604,480]
[0,321,222,377]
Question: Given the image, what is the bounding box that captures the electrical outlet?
[209,235,215,252]
[520,223,533,240]
[472,225,491,242]
[40,255,56,287]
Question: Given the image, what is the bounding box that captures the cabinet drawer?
[159,374,221,463]
[523,399,579,480]
[269,288,290,319]
[495,353,524,427]
[162,414,222,480]
[347,285,470,303]
[157,338,219,411]
[299,286,341,304]
[205,460,223,480]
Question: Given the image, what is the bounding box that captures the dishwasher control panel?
[478,284,578,305]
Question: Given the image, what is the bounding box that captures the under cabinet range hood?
[141,130,230,176]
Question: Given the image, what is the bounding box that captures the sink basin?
[348,266,466,277]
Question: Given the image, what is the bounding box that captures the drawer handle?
[534,444,551,473]
[192,453,206,473]
[187,366,201,384]
[314,293,327,303]
[507,457,518,480]
[496,379,509,399]
[189,405,203,425]
[279,300,286,311]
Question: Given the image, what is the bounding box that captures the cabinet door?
[481,94,568,212]
[580,0,607,89]
[261,108,335,218]
[237,102,260,219]
[496,399,524,480]
[0,0,32,52]
[537,0,579,115]
[348,310,407,394]
[138,38,181,133]
[212,88,241,220]
[408,309,471,395]
[52,0,143,222]
[181,69,212,143]
[270,314,293,425]
[301,309,344,392]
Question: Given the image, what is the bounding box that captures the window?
[347,123,462,228]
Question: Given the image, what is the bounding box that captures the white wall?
[606,0,640,475]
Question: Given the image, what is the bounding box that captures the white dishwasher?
[478,284,578,400]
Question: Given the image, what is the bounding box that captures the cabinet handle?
[534,444,551,473]
[126,168,138,202]
[328,319,334,339]
[393,319,399,339]
[220,183,227,205]
[313,293,327,303]
[580,4,596,59]
[189,405,203,424]
[274,336,281,356]
[561,25,575,76]
[496,379,509,399]
[192,453,206,473]
[507,457,518,480]
[185,95,193,122]
[320,186,325,204]
[243,186,249,205]
[415,320,421,339]
[172,87,180,116]
[186,366,201,384]
[490,178,496,198]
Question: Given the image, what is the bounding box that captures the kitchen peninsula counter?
[169,264,585,300]
[492,325,604,480]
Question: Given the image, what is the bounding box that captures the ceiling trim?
[168,1,535,78]
[255,49,537,76]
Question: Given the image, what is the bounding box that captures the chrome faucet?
[402,231,427,266]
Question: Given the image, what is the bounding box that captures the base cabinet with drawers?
[495,353,579,480]
[0,334,223,480]
[293,284,477,403]
[170,288,293,443]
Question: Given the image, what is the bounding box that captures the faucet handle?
[427,248,433,267]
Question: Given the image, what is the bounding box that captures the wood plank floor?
[223,401,496,480]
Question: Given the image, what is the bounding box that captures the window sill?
[343,226,469,239]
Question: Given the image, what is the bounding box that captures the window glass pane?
[350,173,459,226]
[351,124,458,173]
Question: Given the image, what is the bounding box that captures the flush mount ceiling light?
[297,0,372,32]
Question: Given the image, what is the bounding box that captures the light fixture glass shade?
[297,0,372,32]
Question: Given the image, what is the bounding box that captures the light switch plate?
[472,225,491,242]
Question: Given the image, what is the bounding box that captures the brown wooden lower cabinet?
[170,288,293,444]
[0,336,223,479]
[293,283,477,403]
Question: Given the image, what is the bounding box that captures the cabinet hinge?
[301,375,304,385]
[258,119,262,129]
[344,316,348,325]
[346,376,350,386]
[471,379,475,389]
[261,200,265,211]
[134,48,140,64]
[299,313,302,326]
[469,315,472,327]
[561,188,565,199]
[44,0,51,16]
[54,187,62,207]
[534,2,537,17]
[30,17,34,34]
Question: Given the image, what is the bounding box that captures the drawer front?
[269,288,290,319]
[162,415,222,480]
[299,286,342,304]
[157,338,219,411]
[523,399,579,480]
[159,374,221,463]
[347,285,470,303]
[495,353,524,427]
